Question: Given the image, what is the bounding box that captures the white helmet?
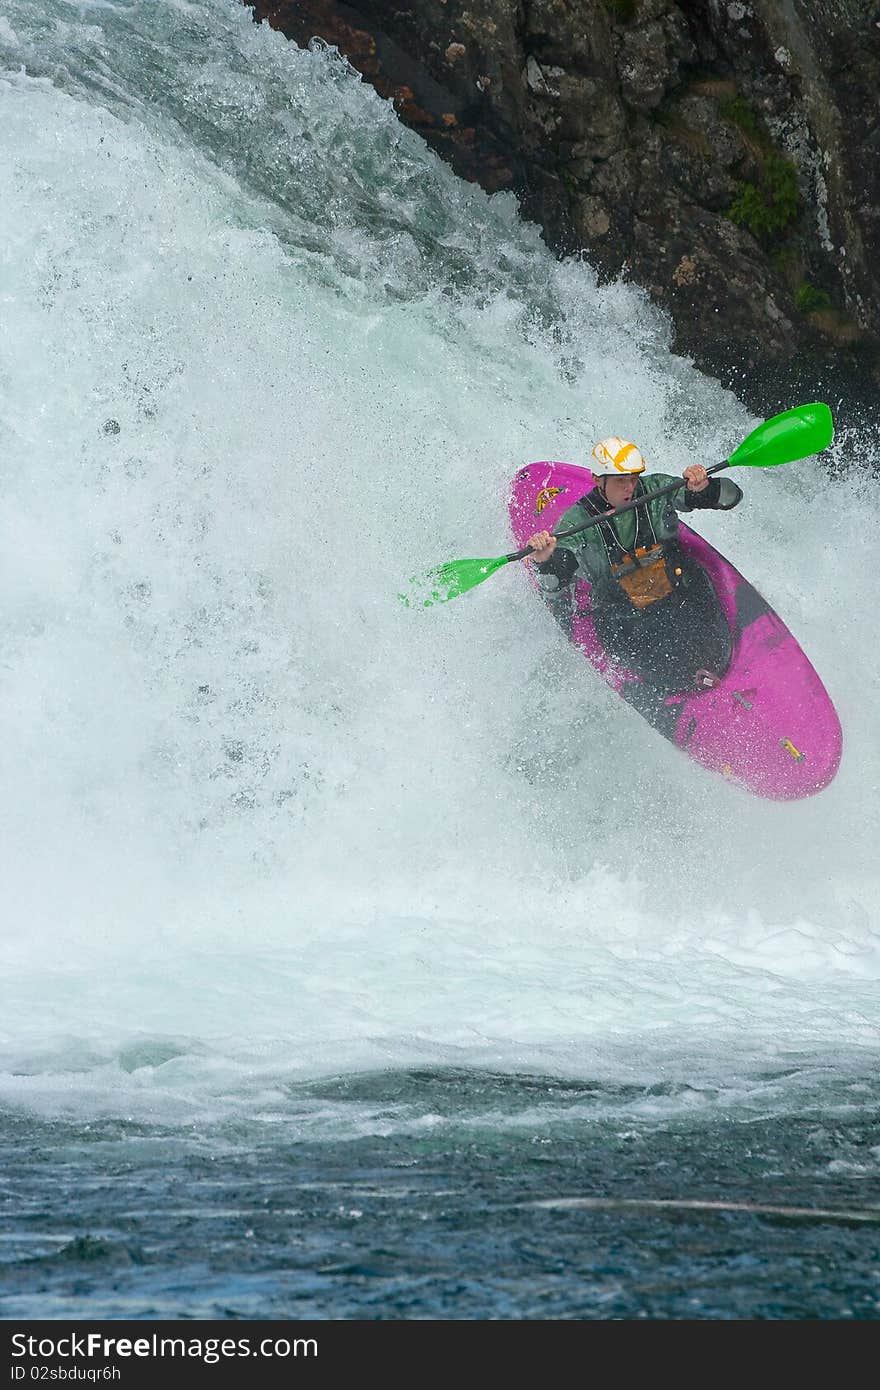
[590,437,646,476]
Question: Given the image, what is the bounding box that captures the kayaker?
[527,438,743,696]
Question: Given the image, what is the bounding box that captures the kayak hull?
[510,461,842,800]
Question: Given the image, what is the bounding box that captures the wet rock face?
[249,0,880,413]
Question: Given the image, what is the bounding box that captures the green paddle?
[401,402,833,607]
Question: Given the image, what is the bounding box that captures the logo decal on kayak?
[780,738,805,762]
[535,486,564,514]
[732,688,757,710]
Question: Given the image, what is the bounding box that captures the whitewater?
[1,0,878,1320]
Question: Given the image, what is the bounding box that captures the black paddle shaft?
[505,460,732,563]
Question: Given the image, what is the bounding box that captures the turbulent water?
[1,0,879,1320]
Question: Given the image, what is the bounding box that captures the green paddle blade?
[400,554,510,607]
[728,401,833,468]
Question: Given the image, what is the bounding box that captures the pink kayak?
[509,461,842,800]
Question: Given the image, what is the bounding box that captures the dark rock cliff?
[248,0,880,419]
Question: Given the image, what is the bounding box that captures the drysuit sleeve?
[534,546,579,590]
[677,476,743,511]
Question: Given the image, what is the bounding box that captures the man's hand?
[527,530,557,563]
[683,464,709,492]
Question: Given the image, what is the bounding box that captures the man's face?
[602,474,639,507]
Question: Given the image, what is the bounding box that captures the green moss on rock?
[728,151,800,241]
[794,282,832,313]
[719,94,762,140]
[602,0,638,21]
